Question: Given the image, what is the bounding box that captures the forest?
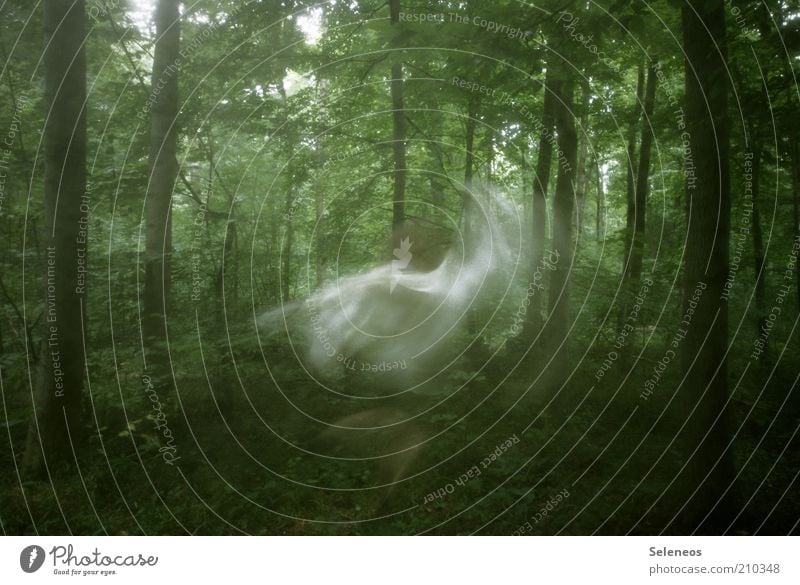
[0,0,798,536]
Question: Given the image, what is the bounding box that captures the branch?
[178,171,226,219]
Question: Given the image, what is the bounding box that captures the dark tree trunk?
[315,184,325,287]
[269,192,280,303]
[750,147,767,341]
[281,177,294,302]
[666,0,735,533]
[389,0,405,230]
[628,60,658,286]
[485,135,494,184]
[462,96,479,242]
[524,67,559,338]
[623,63,645,275]
[546,63,577,373]
[575,83,590,235]
[464,97,478,193]
[143,0,180,372]
[24,0,88,475]
[792,135,800,310]
[425,140,446,207]
[463,97,479,335]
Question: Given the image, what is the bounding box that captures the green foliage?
[1,0,798,535]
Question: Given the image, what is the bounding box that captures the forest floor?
[1,340,798,536]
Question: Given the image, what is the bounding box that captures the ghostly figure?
[255,190,520,511]
[258,188,519,395]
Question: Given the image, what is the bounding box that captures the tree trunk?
[623,63,645,276]
[575,83,589,235]
[389,0,405,231]
[485,134,494,185]
[464,97,479,195]
[315,184,325,288]
[463,97,479,335]
[426,141,446,207]
[792,135,800,310]
[750,146,767,342]
[628,60,658,286]
[524,67,559,338]
[269,192,280,303]
[546,63,577,373]
[24,0,88,475]
[667,0,735,533]
[595,157,605,242]
[143,0,180,373]
[281,175,294,302]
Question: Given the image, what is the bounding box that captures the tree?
[669,0,735,532]
[546,58,578,375]
[749,144,767,341]
[622,63,644,281]
[143,0,180,373]
[594,155,606,242]
[389,0,406,232]
[24,0,88,475]
[627,60,658,287]
[524,66,559,339]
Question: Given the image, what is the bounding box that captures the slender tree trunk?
[281,176,294,302]
[750,146,767,341]
[623,63,645,275]
[463,97,479,335]
[575,158,589,236]
[524,67,559,338]
[313,79,328,288]
[269,194,280,303]
[464,98,478,189]
[463,96,479,236]
[24,0,88,475]
[389,0,405,231]
[792,135,800,310]
[595,157,605,242]
[143,0,180,373]
[424,139,446,207]
[666,0,735,533]
[628,60,658,286]
[315,185,325,287]
[279,115,295,303]
[575,83,589,236]
[223,218,238,302]
[485,134,494,185]
[547,63,577,373]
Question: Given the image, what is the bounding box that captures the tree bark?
[546,62,577,373]
[143,0,180,373]
[24,0,88,475]
[628,60,658,286]
[595,157,605,242]
[623,63,645,276]
[389,0,405,230]
[315,183,325,288]
[667,0,735,533]
[425,140,446,207]
[463,97,479,335]
[524,67,559,338]
[750,146,767,342]
[575,83,589,235]
[281,174,294,302]
[792,135,800,310]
